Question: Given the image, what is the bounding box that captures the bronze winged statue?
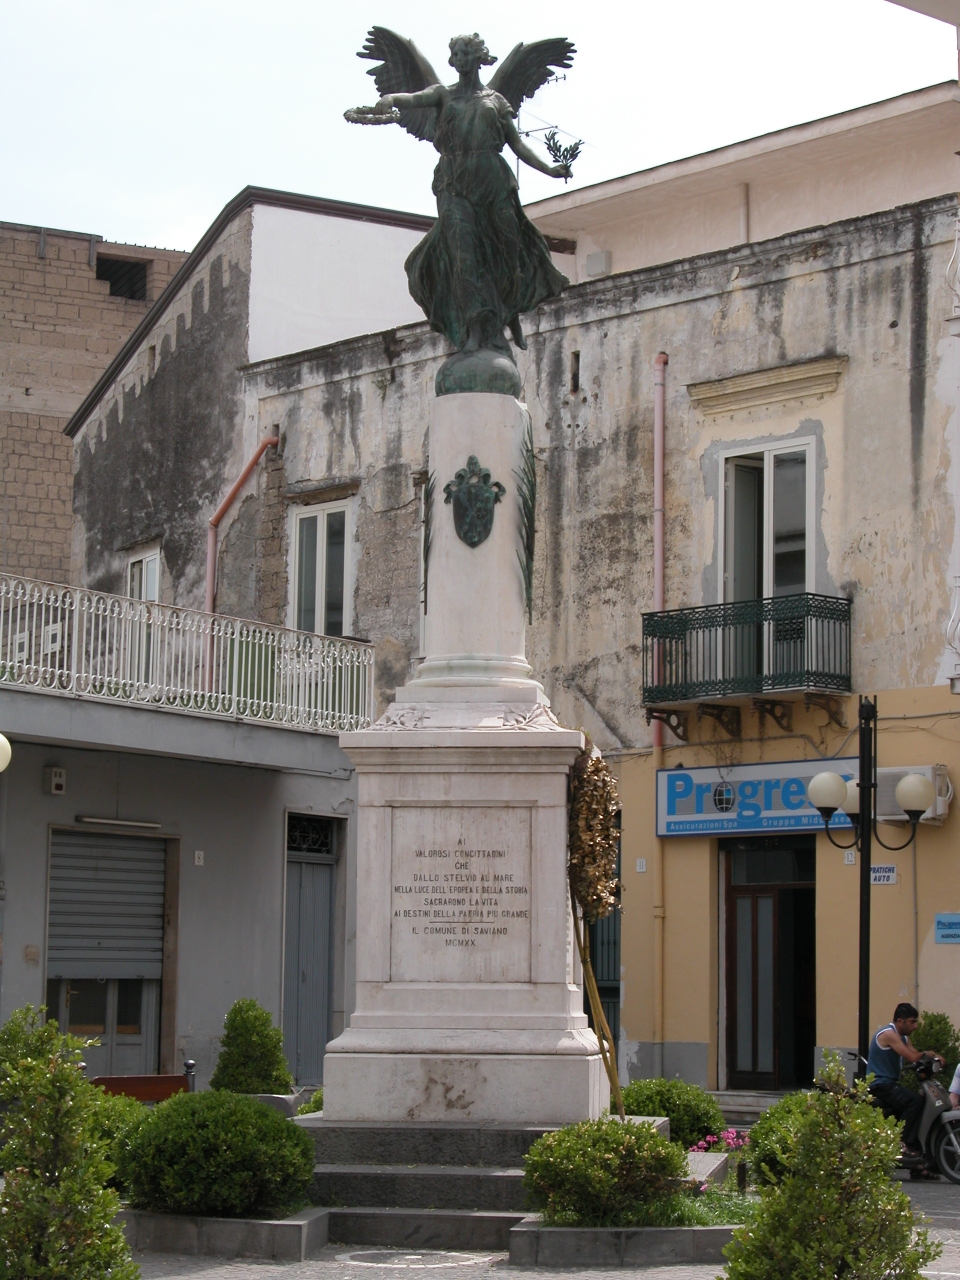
[347,28,576,395]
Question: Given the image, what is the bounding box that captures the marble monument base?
[323,716,608,1124]
[323,390,607,1124]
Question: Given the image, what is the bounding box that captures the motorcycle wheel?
[935,1121,960,1184]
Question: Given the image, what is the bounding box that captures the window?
[128,550,159,683]
[128,551,159,602]
[96,256,148,301]
[721,441,814,602]
[293,502,349,637]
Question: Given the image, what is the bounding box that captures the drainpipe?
[652,353,668,1079]
[204,436,279,616]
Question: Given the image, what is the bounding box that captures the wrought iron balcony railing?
[0,574,375,733]
[641,592,851,705]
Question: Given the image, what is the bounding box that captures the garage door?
[47,830,166,979]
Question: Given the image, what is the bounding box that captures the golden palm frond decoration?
[568,737,625,1120]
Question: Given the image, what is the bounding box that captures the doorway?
[45,978,159,1075]
[723,835,816,1090]
[283,814,337,1086]
[46,829,166,1076]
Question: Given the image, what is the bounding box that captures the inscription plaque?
[390,806,532,982]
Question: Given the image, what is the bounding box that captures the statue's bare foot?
[464,321,483,353]
[508,317,527,350]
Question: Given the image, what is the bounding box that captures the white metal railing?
[0,574,375,734]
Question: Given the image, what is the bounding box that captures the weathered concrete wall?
[0,737,354,1087]
[237,195,959,736]
[71,213,253,607]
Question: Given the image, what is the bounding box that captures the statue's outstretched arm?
[377,85,444,113]
[502,115,569,180]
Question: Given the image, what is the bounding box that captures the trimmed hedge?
[0,1006,138,1279]
[902,1010,960,1093]
[93,1090,147,1192]
[523,1117,687,1227]
[621,1077,725,1149]
[747,1090,809,1186]
[209,997,294,1095]
[123,1091,313,1219]
[297,1087,323,1115]
[726,1058,940,1279]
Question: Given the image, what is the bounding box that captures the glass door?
[128,551,159,687]
[45,978,160,1076]
[724,837,816,1090]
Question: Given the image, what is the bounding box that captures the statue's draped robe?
[405,89,568,352]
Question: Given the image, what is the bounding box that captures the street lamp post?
[808,697,935,1077]
[857,697,876,1072]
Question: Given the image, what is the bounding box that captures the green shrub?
[0,1005,138,1279]
[621,1077,726,1149]
[747,1090,810,1186]
[125,1090,313,1218]
[93,1091,147,1192]
[523,1117,688,1227]
[297,1086,323,1115]
[901,1010,960,1093]
[209,997,294,1094]
[725,1057,940,1280]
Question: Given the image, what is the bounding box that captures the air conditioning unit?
[876,765,953,825]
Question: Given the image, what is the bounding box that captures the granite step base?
[328,1207,525,1250]
[312,1163,526,1212]
[296,1118,555,1167]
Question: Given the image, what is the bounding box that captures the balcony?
[0,574,375,734]
[641,592,851,706]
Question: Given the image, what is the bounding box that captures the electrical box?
[585,249,612,277]
[876,764,952,825]
[42,766,66,796]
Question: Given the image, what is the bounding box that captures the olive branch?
[544,129,582,178]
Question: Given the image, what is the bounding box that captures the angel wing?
[358,27,442,142]
[486,38,576,114]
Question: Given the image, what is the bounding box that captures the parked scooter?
[848,1051,960,1182]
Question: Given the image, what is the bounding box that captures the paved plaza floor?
[134,1178,960,1280]
[135,1230,960,1280]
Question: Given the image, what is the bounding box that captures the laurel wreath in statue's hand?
[344,105,402,125]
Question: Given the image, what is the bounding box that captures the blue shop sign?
[935,915,960,944]
[656,758,857,837]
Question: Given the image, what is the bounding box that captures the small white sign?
[844,850,856,865]
[636,859,647,874]
[194,850,205,866]
[871,864,897,885]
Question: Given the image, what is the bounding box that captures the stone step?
[312,1163,527,1212]
[327,1208,526,1251]
[708,1091,786,1126]
[296,1117,554,1168]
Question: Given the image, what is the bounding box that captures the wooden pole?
[571,895,625,1120]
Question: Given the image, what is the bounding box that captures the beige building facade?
[5,84,957,1092]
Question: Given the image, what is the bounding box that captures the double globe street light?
[806,696,936,1076]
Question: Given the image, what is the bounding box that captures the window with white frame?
[721,440,814,603]
[128,550,159,602]
[293,502,349,637]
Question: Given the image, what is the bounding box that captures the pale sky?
[0,0,956,252]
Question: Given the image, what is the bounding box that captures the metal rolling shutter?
[47,831,166,979]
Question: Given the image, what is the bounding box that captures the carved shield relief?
[443,456,506,548]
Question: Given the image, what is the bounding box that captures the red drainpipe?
[652,353,668,748]
[204,436,279,616]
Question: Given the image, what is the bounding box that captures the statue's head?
[448,33,496,73]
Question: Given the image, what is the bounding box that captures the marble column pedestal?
[323,393,608,1124]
